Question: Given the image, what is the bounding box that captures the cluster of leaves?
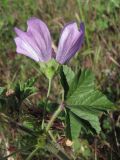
[0,78,36,114]
[0,66,116,159]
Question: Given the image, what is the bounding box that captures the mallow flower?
[56,22,84,64]
[14,17,52,62]
[14,17,84,64]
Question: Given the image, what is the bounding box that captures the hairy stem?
[46,105,62,132]
[42,78,52,130]
[47,78,52,98]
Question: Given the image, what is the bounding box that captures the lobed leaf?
[64,69,114,139]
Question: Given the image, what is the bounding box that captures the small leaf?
[15,77,37,103]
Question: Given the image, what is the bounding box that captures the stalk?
[46,105,63,132]
[42,78,52,130]
[47,78,52,98]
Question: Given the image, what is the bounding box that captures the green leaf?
[69,112,82,140]
[63,65,75,86]
[67,69,114,111]
[15,77,37,103]
[65,109,71,139]
[60,65,75,99]
[69,106,101,134]
[67,69,81,98]
[60,66,69,100]
[66,69,114,136]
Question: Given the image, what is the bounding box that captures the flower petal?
[27,17,52,60]
[14,17,52,62]
[14,37,39,61]
[56,22,84,64]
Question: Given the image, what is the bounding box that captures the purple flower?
[14,17,52,62]
[56,22,84,64]
[14,17,84,64]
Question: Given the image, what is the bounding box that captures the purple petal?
[27,18,52,59]
[14,37,39,62]
[56,22,84,64]
[14,17,52,62]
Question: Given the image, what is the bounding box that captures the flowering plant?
[0,17,114,160]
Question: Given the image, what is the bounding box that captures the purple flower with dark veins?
[14,17,84,64]
[56,22,84,64]
[14,17,52,62]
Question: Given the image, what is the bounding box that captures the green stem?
[48,130,56,142]
[47,78,52,98]
[26,147,39,160]
[42,78,52,130]
[46,105,62,132]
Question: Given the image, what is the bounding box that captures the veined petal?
[56,22,84,64]
[27,17,52,60]
[14,37,39,62]
[14,17,52,62]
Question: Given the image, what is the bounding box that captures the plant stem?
[47,78,52,98]
[48,130,56,142]
[26,147,39,160]
[46,105,62,132]
[42,78,52,130]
